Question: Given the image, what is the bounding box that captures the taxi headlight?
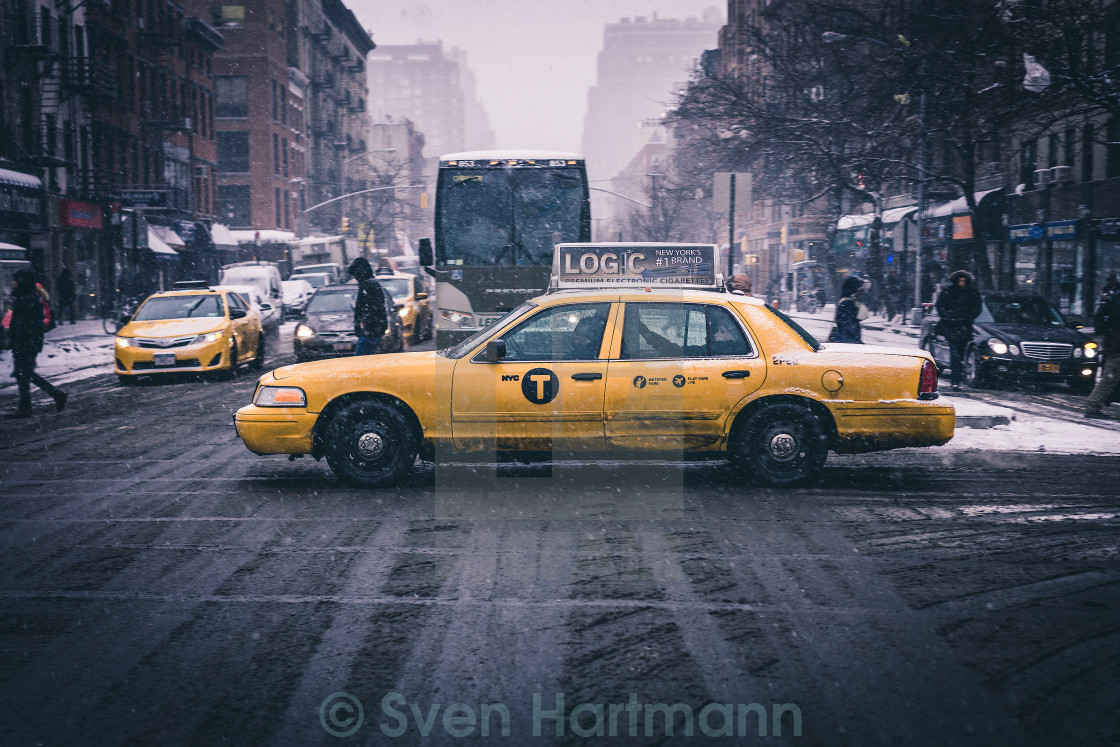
[1084,342,1098,359]
[398,307,410,318]
[254,386,307,407]
[1009,344,1020,356]
[987,338,1008,355]
[295,324,316,339]
[441,310,475,328]
[115,337,133,348]
[194,330,224,345]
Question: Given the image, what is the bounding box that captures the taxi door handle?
[571,372,603,381]
[722,370,751,379]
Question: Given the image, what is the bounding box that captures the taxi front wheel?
[731,402,828,487]
[325,401,417,488]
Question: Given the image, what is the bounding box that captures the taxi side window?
[620,303,753,359]
[499,303,610,361]
[227,293,246,313]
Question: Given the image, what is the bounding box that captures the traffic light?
[340,216,349,234]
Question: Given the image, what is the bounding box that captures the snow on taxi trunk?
[234,243,953,488]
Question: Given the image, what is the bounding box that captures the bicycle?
[102,293,140,334]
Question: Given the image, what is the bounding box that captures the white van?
[219,262,283,313]
[291,263,342,285]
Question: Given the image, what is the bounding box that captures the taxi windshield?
[133,294,224,321]
[440,300,538,358]
[765,305,821,351]
[379,278,411,301]
[306,289,357,313]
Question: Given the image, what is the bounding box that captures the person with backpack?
[6,269,67,418]
[347,257,388,356]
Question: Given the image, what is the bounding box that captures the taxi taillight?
[918,359,939,399]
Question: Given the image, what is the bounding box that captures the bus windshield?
[437,167,587,266]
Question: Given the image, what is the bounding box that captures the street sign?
[120,190,169,208]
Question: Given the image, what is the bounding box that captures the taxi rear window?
[765,305,821,351]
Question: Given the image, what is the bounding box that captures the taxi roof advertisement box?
[551,243,720,290]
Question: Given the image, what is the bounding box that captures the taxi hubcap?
[768,430,799,461]
[357,431,385,459]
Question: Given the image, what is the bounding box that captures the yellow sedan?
[236,285,953,487]
[115,285,265,384]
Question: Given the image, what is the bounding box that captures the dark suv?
[293,284,404,361]
[920,290,1099,392]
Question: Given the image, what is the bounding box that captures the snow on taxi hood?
[820,342,929,358]
[270,350,441,381]
[119,318,226,338]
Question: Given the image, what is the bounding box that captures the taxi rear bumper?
[234,405,317,454]
[828,400,956,453]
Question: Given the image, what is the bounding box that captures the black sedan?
[920,291,1099,392]
[293,284,404,361]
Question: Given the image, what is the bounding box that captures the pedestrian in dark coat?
[6,269,67,418]
[1085,289,1120,417]
[348,257,387,356]
[935,269,982,390]
[831,276,866,343]
[56,266,77,324]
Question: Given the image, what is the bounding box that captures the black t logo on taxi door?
[522,368,559,404]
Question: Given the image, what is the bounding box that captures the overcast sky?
[350,1,723,153]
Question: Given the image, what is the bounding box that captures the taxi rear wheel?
[325,401,416,488]
[732,402,828,487]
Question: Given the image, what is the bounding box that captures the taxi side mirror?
[482,339,506,363]
[230,308,247,319]
[259,302,273,311]
[119,313,132,326]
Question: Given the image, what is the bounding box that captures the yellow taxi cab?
[375,269,432,344]
[115,281,265,384]
[235,244,954,487]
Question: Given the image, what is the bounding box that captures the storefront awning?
[836,205,918,231]
[920,188,1003,219]
[209,222,238,249]
[150,225,186,248]
[0,168,41,189]
[229,229,297,244]
[146,227,179,261]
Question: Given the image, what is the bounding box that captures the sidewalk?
[0,319,116,392]
[785,302,924,340]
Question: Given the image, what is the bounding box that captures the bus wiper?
[492,244,513,265]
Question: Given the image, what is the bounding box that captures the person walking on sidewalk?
[935,269,982,391]
[56,266,76,324]
[348,257,387,356]
[5,269,67,418]
[831,276,867,343]
[1086,288,1120,418]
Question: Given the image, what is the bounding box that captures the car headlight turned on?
[398,306,411,318]
[254,386,307,407]
[1009,344,1020,356]
[987,338,1008,355]
[1084,342,1098,359]
[115,337,133,348]
[194,330,224,345]
[295,324,316,339]
[441,310,475,328]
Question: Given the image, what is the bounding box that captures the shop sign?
[952,215,974,241]
[1045,220,1078,240]
[1008,224,1045,242]
[175,220,196,243]
[0,184,43,227]
[120,190,169,208]
[58,199,103,229]
[1099,218,1120,236]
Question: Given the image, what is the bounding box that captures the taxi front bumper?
[235,405,317,454]
[828,400,956,453]
[116,337,230,375]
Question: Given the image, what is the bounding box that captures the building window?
[282,140,288,177]
[1108,120,1120,179]
[275,187,281,225]
[272,134,279,175]
[216,131,250,173]
[271,79,278,121]
[218,184,251,227]
[214,76,248,118]
[216,5,244,28]
[1020,138,1037,188]
[283,190,290,228]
